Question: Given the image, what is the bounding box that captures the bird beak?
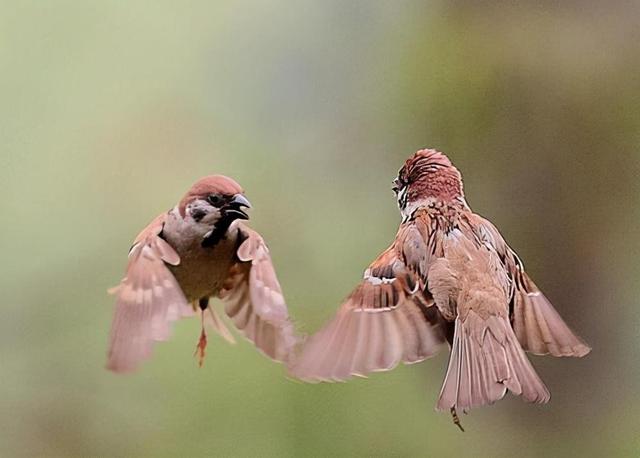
[392,178,401,193]
[225,194,252,220]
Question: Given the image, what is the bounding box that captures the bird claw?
[194,328,207,367]
[451,407,465,432]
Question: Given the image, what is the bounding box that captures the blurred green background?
[2,1,639,457]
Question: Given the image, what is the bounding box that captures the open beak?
[225,194,252,220]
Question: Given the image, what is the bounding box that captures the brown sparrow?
[289,149,590,429]
[107,175,297,373]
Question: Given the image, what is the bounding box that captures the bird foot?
[451,407,465,432]
[194,328,208,367]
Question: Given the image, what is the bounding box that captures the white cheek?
[397,187,407,207]
[202,210,221,224]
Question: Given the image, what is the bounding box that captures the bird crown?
[397,148,464,201]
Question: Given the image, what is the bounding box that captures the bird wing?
[106,213,194,373]
[289,224,447,382]
[469,214,590,357]
[218,223,298,363]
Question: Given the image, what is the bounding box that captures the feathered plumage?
[290,149,590,426]
[107,175,298,372]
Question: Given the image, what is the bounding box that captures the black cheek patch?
[201,224,226,247]
[191,208,207,222]
[201,211,234,248]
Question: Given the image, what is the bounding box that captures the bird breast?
[162,208,240,302]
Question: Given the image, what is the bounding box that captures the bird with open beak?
[289,149,590,430]
[107,175,297,373]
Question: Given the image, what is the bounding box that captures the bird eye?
[207,194,223,207]
[392,178,402,194]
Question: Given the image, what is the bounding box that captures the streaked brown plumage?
[289,149,590,427]
[107,175,297,373]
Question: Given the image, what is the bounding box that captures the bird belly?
[168,235,238,303]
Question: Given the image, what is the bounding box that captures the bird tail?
[436,311,550,412]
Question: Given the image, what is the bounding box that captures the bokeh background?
[2,1,639,457]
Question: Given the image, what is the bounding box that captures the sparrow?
[107,175,297,373]
[289,149,590,429]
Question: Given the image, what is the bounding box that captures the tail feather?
[204,308,236,344]
[437,311,550,411]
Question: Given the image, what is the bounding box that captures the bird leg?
[194,297,209,367]
[450,407,465,432]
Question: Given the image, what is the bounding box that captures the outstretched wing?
[470,214,590,357]
[107,214,194,373]
[218,223,298,363]
[289,231,447,383]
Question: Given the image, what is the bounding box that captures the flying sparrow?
[289,149,590,429]
[107,175,297,373]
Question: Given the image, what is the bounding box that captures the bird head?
[392,149,464,218]
[179,175,252,227]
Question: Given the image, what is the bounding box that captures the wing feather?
[289,240,446,382]
[219,223,298,363]
[107,214,193,373]
[471,214,590,357]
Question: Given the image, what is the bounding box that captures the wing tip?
[105,360,138,374]
[528,340,592,358]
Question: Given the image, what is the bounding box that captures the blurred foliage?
[1,1,639,457]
